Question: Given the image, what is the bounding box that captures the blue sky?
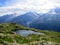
[0,0,60,7]
[0,0,21,6]
[0,0,60,16]
[0,0,6,6]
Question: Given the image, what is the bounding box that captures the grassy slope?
[0,23,60,45]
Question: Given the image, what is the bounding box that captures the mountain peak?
[48,7,60,14]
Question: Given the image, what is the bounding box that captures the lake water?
[15,30,43,36]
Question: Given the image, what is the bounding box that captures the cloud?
[0,6,29,16]
[51,0,60,3]
[0,0,60,16]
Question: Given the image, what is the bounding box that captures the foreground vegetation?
[0,23,60,45]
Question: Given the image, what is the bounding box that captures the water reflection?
[15,30,43,36]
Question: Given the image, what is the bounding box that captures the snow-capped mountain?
[8,12,39,26]
[0,12,39,26]
[29,9,60,32]
[0,7,60,32]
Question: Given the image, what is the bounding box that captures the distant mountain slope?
[0,13,17,23]
[0,12,39,26]
[8,12,39,26]
[55,7,60,13]
[0,15,12,23]
[29,13,60,32]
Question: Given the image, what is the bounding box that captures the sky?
[0,0,60,16]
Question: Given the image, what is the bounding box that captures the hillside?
[0,23,60,45]
[29,13,60,32]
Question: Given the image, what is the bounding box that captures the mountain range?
[0,7,60,32]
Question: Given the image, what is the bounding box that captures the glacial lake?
[15,30,43,36]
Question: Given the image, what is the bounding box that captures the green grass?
[0,23,60,45]
[14,35,30,44]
